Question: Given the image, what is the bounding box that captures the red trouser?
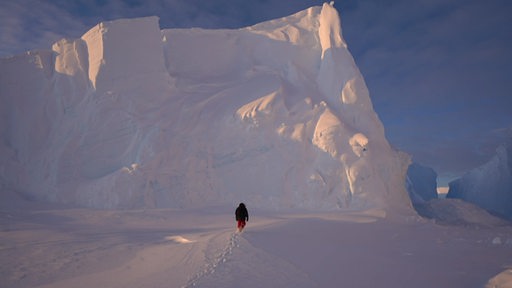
[237,220,246,230]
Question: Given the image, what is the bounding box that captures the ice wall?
[0,3,412,213]
[447,143,512,219]
[406,163,438,204]
[82,16,167,90]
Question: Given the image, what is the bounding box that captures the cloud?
[0,1,91,56]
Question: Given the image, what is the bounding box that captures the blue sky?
[1,0,511,186]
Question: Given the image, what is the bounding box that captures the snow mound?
[165,235,195,244]
[447,142,512,220]
[414,198,510,227]
[0,4,412,213]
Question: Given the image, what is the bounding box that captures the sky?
[1,0,511,186]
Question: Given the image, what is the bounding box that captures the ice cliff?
[447,142,512,219]
[0,3,412,212]
[406,162,438,204]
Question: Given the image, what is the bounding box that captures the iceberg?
[447,142,512,219]
[0,3,412,213]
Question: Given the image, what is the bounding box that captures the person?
[235,203,249,232]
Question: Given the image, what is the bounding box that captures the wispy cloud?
[0,1,90,56]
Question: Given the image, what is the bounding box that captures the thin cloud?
[0,1,90,56]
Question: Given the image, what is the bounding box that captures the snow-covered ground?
[1,190,511,288]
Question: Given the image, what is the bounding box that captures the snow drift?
[447,142,512,219]
[0,3,412,212]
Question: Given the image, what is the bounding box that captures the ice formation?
[0,3,412,212]
[405,162,438,204]
[447,142,512,219]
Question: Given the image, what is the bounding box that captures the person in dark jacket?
[235,203,249,232]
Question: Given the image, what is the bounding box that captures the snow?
[1,3,512,287]
[448,142,512,220]
[414,198,509,227]
[1,193,511,288]
[81,16,167,90]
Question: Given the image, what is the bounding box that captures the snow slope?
[0,3,411,213]
[448,142,512,219]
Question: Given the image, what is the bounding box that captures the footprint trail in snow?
[182,231,240,288]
